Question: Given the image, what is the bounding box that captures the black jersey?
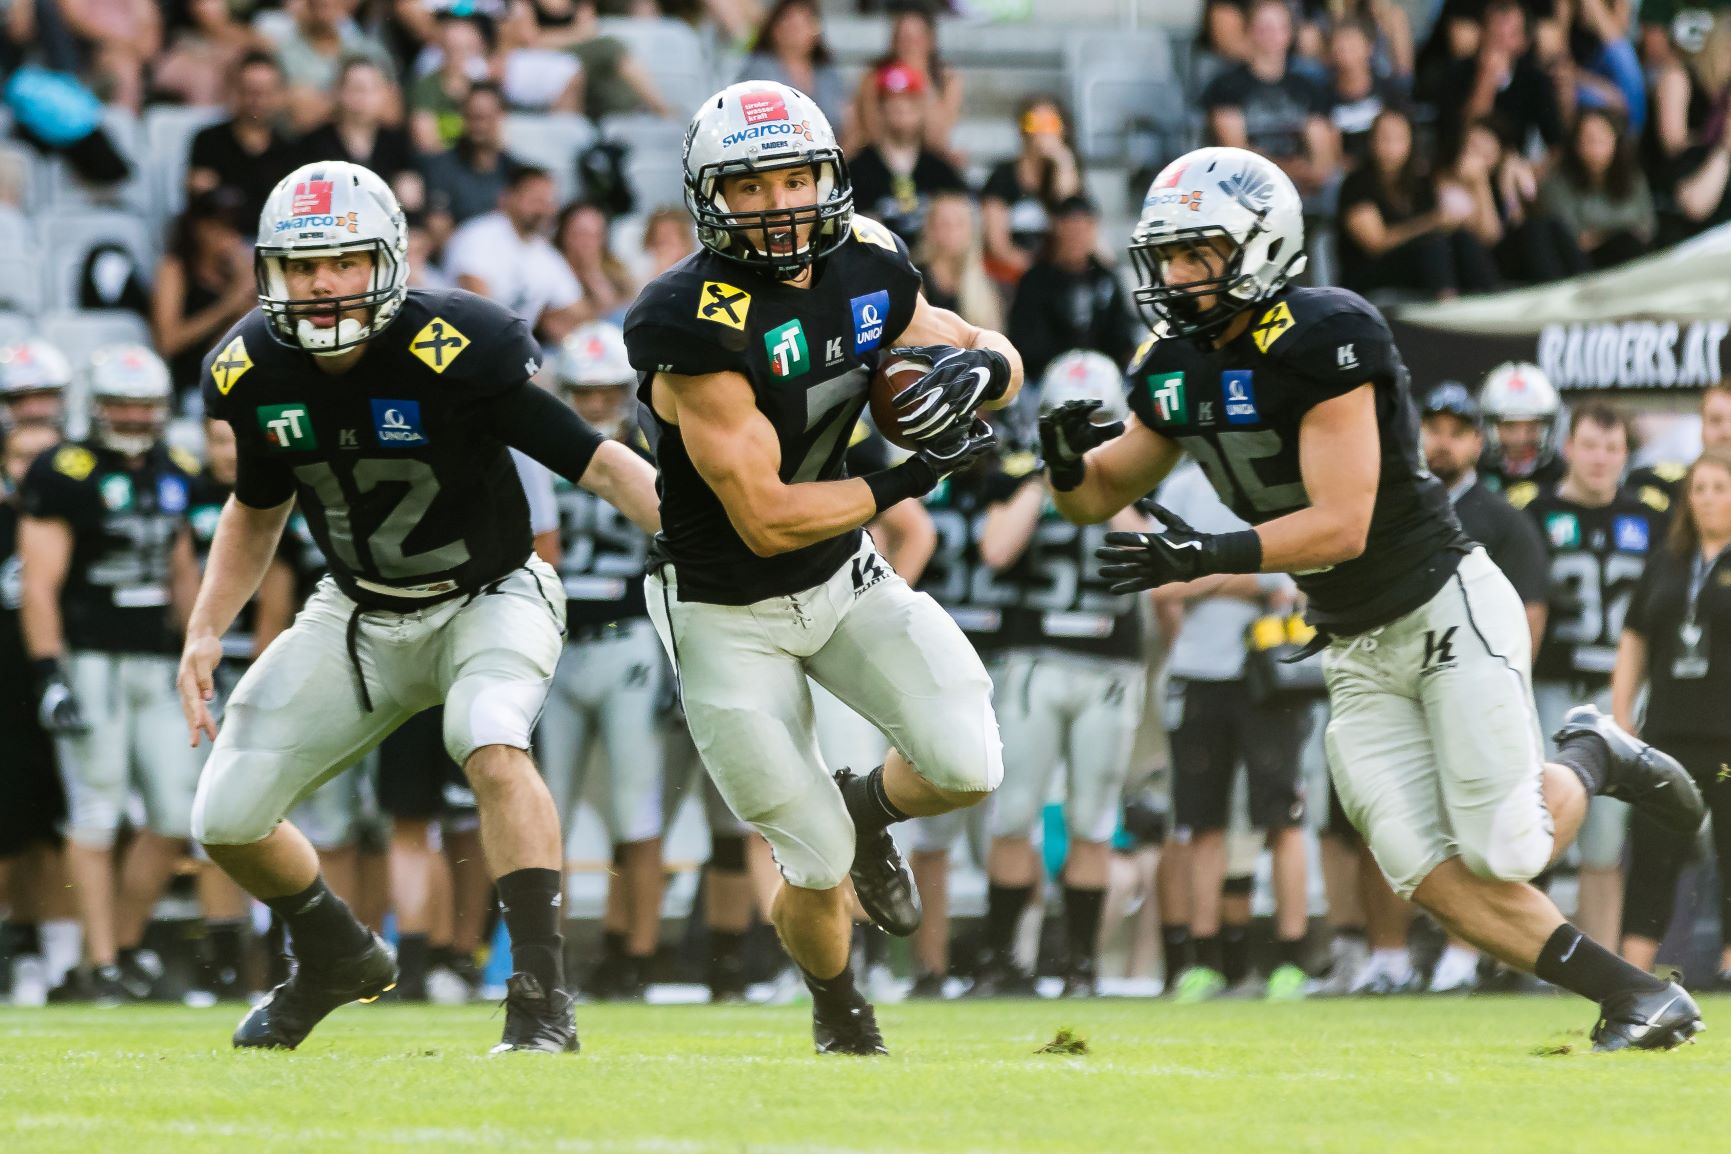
[202,289,601,612]
[19,440,197,655]
[1452,477,1549,606]
[1126,287,1469,634]
[1481,450,1566,494]
[186,475,306,659]
[1001,474,1144,660]
[1627,461,1687,515]
[1508,481,1668,684]
[1,501,28,690]
[622,216,924,605]
[556,427,652,630]
[917,451,1029,654]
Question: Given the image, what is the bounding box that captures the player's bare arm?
[577,439,661,536]
[170,527,200,633]
[1253,384,1378,571]
[17,514,72,660]
[177,494,294,745]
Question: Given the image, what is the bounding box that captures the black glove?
[887,345,1012,444]
[1094,500,1263,593]
[1039,399,1125,491]
[918,418,998,474]
[31,658,89,736]
[862,421,998,513]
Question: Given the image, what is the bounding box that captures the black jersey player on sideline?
[1038,145,1707,1051]
[623,80,1021,1055]
[176,160,660,1055]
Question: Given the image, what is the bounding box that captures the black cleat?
[1554,706,1706,835]
[834,770,921,937]
[233,932,397,1051]
[967,951,1038,998]
[905,972,948,1000]
[116,948,163,1001]
[490,973,580,1054]
[1060,964,1098,999]
[599,956,649,1003]
[90,965,129,1007]
[708,955,749,1004]
[1592,982,1705,1052]
[812,993,887,1055]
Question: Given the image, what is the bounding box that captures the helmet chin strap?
[297,317,370,356]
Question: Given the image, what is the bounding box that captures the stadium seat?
[596,18,715,122]
[502,112,598,205]
[42,211,157,311]
[1064,30,1182,164]
[0,260,46,318]
[38,309,153,356]
[0,140,42,214]
[599,114,689,209]
[142,105,226,232]
[0,310,34,344]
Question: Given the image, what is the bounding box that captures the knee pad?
[709,834,748,871]
[445,670,550,767]
[192,752,288,846]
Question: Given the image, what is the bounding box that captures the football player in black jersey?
[1478,362,1567,492]
[176,161,660,1054]
[1041,145,1707,1050]
[624,81,1020,1054]
[19,345,203,1005]
[1508,402,1669,954]
[0,339,72,430]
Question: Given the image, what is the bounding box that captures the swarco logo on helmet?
[721,120,816,149]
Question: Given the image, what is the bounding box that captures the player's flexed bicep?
[1252,384,1380,571]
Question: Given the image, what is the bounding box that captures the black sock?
[262,877,371,969]
[985,883,1032,956]
[1193,934,1223,973]
[10,921,42,957]
[862,924,888,968]
[839,766,910,835]
[1161,924,1192,975]
[497,867,565,995]
[1276,936,1306,970]
[1555,733,1611,795]
[711,929,746,967]
[207,921,245,973]
[1534,924,1666,1002]
[396,933,430,997]
[1221,924,1251,985]
[427,942,454,970]
[602,929,626,962]
[799,958,860,1008]
[1064,886,1104,971]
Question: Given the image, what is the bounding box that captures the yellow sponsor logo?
[850,215,897,250]
[210,336,252,395]
[409,317,470,373]
[52,445,95,481]
[1252,301,1294,354]
[697,281,751,331]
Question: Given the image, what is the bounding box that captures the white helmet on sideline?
[1479,361,1560,424]
[1127,146,1307,341]
[556,322,635,438]
[87,344,171,456]
[1040,350,1129,426]
[255,161,410,356]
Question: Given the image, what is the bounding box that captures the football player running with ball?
[1040,146,1707,1051]
[623,82,1020,1054]
[178,161,660,1054]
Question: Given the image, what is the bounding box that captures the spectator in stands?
[1544,0,1647,133]
[1005,195,1134,383]
[849,2,961,157]
[409,9,494,155]
[150,189,256,406]
[152,0,266,107]
[421,81,525,240]
[50,0,160,112]
[637,204,696,280]
[266,0,400,132]
[1666,14,1731,237]
[1191,0,1251,97]
[495,0,583,113]
[737,0,848,138]
[1338,108,1496,299]
[555,201,637,322]
[915,189,1002,332]
[301,57,424,213]
[1436,0,1565,160]
[444,166,587,345]
[405,212,453,291]
[187,51,306,236]
[980,96,1082,287]
[1327,0,1414,81]
[1441,115,1585,284]
[848,63,967,252]
[1540,108,1655,270]
[1202,0,1340,202]
[535,0,669,120]
[1328,17,1408,168]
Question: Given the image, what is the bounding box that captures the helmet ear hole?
[1267,237,1284,262]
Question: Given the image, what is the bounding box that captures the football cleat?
[1265,963,1309,1001]
[1591,982,1704,1052]
[1060,967,1098,999]
[90,965,129,1008]
[1173,965,1227,1004]
[1553,706,1705,835]
[967,951,1038,998]
[905,971,948,1000]
[116,948,163,1001]
[708,954,749,1004]
[834,770,921,937]
[812,993,887,1055]
[233,932,397,1050]
[490,973,580,1054]
[9,953,49,1007]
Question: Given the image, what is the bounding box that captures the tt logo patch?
[1421,627,1458,673]
[259,404,317,451]
[698,281,751,330]
[851,552,889,595]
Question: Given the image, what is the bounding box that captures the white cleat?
[10,954,49,1007]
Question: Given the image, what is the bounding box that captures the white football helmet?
[1040,350,1129,425]
[255,160,410,356]
[87,344,171,456]
[1479,361,1560,424]
[0,339,73,400]
[683,81,852,279]
[1128,146,1307,340]
[555,321,635,436]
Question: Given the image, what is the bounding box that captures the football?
[869,350,936,450]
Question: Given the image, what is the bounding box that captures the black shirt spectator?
[979,97,1083,285]
[1006,196,1135,383]
[1328,17,1408,166]
[297,58,423,213]
[847,63,967,251]
[421,82,526,232]
[187,51,306,235]
[1436,0,1564,154]
[1202,0,1340,198]
[1456,477,1549,603]
[1204,62,1332,161]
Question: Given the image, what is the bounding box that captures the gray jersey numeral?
[1550,551,1645,645]
[294,459,471,579]
[794,368,870,483]
[1177,430,1308,515]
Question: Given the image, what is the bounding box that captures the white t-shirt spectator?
[442,210,583,334]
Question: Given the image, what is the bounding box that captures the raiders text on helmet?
[255,161,410,356]
[682,81,852,280]
[87,344,171,456]
[1128,147,1306,341]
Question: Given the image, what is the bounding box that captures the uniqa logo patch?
[371,399,429,447]
[850,291,889,354]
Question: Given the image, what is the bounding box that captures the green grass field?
[4,996,1729,1154]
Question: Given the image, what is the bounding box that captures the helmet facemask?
[93,397,168,457]
[686,151,852,281]
[1129,226,1265,342]
[256,240,406,357]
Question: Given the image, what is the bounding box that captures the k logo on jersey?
[698,281,751,331]
[1147,372,1186,424]
[259,404,317,451]
[408,317,469,373]
[210,336,252,395]
[764,320,809,379]
[1252,301,1294,353]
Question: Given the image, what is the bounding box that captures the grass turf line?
[3,996,1728,1154]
